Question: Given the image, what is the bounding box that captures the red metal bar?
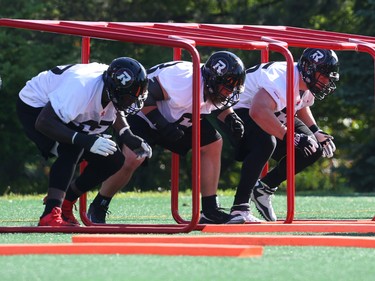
[170,47,189,224]
[198,24,359,51]
[107,22,268,50]
[0,19,197,49]
[265,43,296,223]
[265,25,375,44]
[260,45,270,178]
[78,37,91,227]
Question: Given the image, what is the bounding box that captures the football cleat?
[87,203,110,224]
[230,203,263,222]
[251,180,278,221]
[199,207,245,224]
[38,207,75,227]
[61,199,80,226]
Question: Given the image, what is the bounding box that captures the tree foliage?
[0,0,374,194]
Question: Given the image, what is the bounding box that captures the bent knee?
[123,147,145,170]
[200,138,223,153]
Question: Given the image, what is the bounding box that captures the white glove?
[89,136,117,156]
[72,133,117,157]
[133,141,153,159]
[314,130,336,158]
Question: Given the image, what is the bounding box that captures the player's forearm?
[216,107,234,123]
[112,111,130,133]
[296,106,316,128]
[35,102,76,144]
[250,107,287,140]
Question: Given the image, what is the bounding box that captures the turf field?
[1,191,375,281]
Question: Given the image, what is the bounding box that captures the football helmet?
[202,51,245,108]
[297,48,339,100]
[103,57,148,114]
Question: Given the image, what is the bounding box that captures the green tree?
[0,0,374,194]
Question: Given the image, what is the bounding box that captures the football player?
[17,57,152,226]
[228,48,339,222]
[88,51,247,224]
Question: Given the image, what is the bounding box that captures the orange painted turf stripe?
[270,220,375,224]
[72,234,375,248]
[0,242,263,257]
[202,223,375,233]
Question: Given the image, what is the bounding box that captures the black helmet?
[297,48,339,100]
[202,51,245,109]
[103,57,148,114]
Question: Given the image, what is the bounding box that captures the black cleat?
[199,207,245,224]
[87,203,110,224]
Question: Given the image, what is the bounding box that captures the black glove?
[158,123,185,141]
[224,112,244,141]
[146,109,184,141]
[292,133,319,157]
[119,129,152,159]
[72,133,117,156]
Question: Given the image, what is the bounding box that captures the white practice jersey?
[139,61,217,128]
[19,63,117,135]
[233,61,315,123]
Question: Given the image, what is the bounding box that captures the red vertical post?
[284,47,295,223]
[79,37,91,225]
[170,47,188,223]
[260,49,270,178]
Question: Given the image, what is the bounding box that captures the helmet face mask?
[103,57,148,114]
[298,48,339,100]
[202,51,245,109]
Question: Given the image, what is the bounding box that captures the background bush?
[0,0,374,194]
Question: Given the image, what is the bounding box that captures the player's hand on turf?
[119,129,152,159]
[314,130,336,158]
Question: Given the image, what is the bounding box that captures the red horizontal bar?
[0,242,263,257]
[72,234,375,248]
[203,223,375,233]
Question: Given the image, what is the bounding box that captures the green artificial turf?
[0,191,375,281]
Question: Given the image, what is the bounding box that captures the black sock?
[201,195,218,213]
[42,199,62,217]
[65,182,83,202]
[92,193,112,208]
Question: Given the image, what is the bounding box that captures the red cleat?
[61,199,80,226]
[38,207,75,226]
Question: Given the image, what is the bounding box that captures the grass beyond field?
[1,191,375,281]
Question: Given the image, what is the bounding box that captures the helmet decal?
[310,49,325,63]
[212,58,229,75]
[116,69,134,87]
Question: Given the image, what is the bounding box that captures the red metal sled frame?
[0,20,374,234]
